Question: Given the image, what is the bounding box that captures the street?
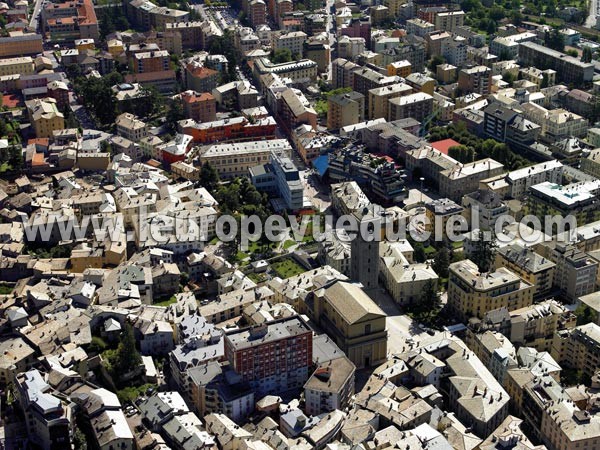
[586,0,598,29]
[371,288,429,356]
[29,0,44,31]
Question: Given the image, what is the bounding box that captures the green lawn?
[271,258,306,278]
[235,251,249,262]
[153,295,177,306]
[424,245,437,255]
[283,240,296,249]
[117,383,156,403]
[247,272,268,283]
[0,285,13,295]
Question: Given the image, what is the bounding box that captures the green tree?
[428,55,445,72]
[8,145,22,170]
[566,49,579,58]
[432,246,450,278]
[545,27,564,52]
[200,162,219,191]
[165,99,185,133]
[413,242,427,263]
[502,71,516,85]
[575,304,599,326]
[582,46,593,63]
[73,426,88,450]
[114,324,141,375]
[132,86,163,118]
[273,48,293,64]
[489,6,505,21]
[208,29,238,82]
[471,229,497,273]
[74,75,120,126]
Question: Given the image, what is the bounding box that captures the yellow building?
[436,63,457,84]
[327,91,364,130]
[310,280,387,369]
[382,0,403,17]
[424,197,464,239]
[75,38,95,51]
[447,259,534,322]
[107,38,124,57]
[0,56,34,76]
[494,243,555,298]
[0,33,43,58]
[405,72,436,95]
[387,60,411,77]
[367,83,413,120]
[26,98,65,139]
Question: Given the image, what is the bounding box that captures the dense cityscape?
[3,0,600,448]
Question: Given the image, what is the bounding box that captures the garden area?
[271,257,307,279]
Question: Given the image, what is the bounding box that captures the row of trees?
[208,30,239,84]
[74,71,165,126]
[428,122,531,170]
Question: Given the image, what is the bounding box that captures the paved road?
[29,0,44,31]
[325,0,336,81]
[371,288,429,356]
[586,0,598,29]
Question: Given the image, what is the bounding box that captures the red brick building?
[181,90,217,123]
[224,316,313,396]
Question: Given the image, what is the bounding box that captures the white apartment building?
[271,31,308,58]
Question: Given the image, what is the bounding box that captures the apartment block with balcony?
[304,356,355,416]
[367,83,412,120]
[458,65,492,95]
[552,323,600,379]
[462,189,509,231]
[16,370,73,450]
[527,180,600,227]
[434,10,465,32]
[509,299,576,352]
[448,259,535,322]
[224,316,313,397]
[495,243,555,298]
[181,90,216,123]
[327,91,365,130]
[518,41,594,84]
[549,243,598,302]
[387,92,433,123]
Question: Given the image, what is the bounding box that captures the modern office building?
[249,152,304,211]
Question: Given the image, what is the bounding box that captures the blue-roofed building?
[326,145,407,205]
[15,369,73,450]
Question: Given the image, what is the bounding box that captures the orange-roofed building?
[181,116,277,144]
[184,64,219,93]
[430,138,461,155]
[30,152,50,171]
[42,0,98,42]
[181,90,216,123]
